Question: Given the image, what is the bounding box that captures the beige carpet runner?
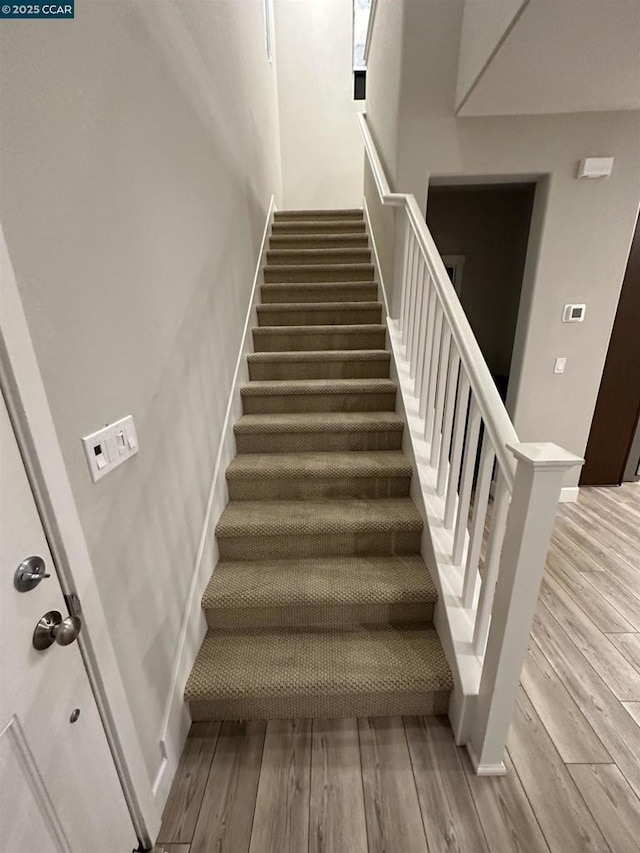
[185,208,452,720]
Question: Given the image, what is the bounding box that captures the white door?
[0,389,137,853]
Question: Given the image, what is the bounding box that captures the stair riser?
[257,306,382,326]
[274,210,363,221]
[234,429,404,454]
[264,265,374,283]
[204,601,434,631]
[227,475,411,501]
[267,251,371,266]
[272,221,366,234]
[241,391,396,415]
[253,329,386,352]
[261,284,378,303]
[270,235,369,249]
[248,359,390,381]
[217,530,422,561]
[189,689,449,722]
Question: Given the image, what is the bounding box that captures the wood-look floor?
[155,483,640,853]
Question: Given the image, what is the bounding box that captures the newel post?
[468,442,583,774]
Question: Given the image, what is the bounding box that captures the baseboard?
[362,195,390,318]
[559,486,579,503]
[466,742,507,777]
[152,196,276,808]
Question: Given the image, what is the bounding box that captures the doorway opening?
[426,182,537,411]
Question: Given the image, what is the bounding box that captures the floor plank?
[567,764,640,853]
[404,715,488,853]
[532,604,640,800]
[520,641,611,763]
[605,632,640,670]
[191,720,265,853]
[539,575,640,700]
[157,722,221,844]
[622,702,640,726]
[153,845,190,853]
[358,716,428,853]
[249,719,311,853]
[461,750,550,853]
[583,571,640,631]
[551,528,605,573]
[506,687,611,853]
[546,552,633,633]
[309,718,367,853]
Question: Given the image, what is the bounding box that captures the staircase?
[185,208,453,721]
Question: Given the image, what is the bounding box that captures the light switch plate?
[82,415,138,482]
[554,357,567,374]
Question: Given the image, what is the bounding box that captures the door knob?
[33,610,82,651]
[14,556,51,592]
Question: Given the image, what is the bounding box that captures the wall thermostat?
[562,304,586,323]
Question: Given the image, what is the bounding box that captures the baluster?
[452,397,482,565]
[437,348,461,497]
[412,266,429,398]
[472,473,510,656]
[423,301,444,441]
[399,225,412,341]
[417,278,435,420]
[444,372,470,527]
[406,242,421,368]
[401,233,417,348]
[429,326,452,467]
[409,254,425,380]
[462,436,495,608]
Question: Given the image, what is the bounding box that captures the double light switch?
[82,415,138,482]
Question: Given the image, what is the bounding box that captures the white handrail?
[357,112,518,489]
[363,0,378,65]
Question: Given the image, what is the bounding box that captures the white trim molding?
[559,486,579,503]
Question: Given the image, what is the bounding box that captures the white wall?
[366,0,640,487]
[0,0,281,793]
[456,0,529,110]
[274,0,364,208]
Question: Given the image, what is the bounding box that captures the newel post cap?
[507,442,584,471]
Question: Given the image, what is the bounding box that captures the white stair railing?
[358,112,583,773]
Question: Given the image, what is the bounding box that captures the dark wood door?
[581,213,640,486]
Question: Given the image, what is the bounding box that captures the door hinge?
[64,591,82,618]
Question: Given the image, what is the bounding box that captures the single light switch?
[554,357,567,374]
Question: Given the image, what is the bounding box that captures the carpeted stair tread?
[256,302,382,327]
[241,378,396,396]
[260,281,377,304]
[271,220,366,234]
[270,234,369,249]
[248,350,389,365]
[203,555,437,611]
[216,498,422,538]
[226,451,411,482]
[247,349,390,378]
[253,324,386,352]
[264,263,375,283]
[274,208,363,221]
[234,411,404,435]
[185,624,452,715]
[267,248,371,265]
